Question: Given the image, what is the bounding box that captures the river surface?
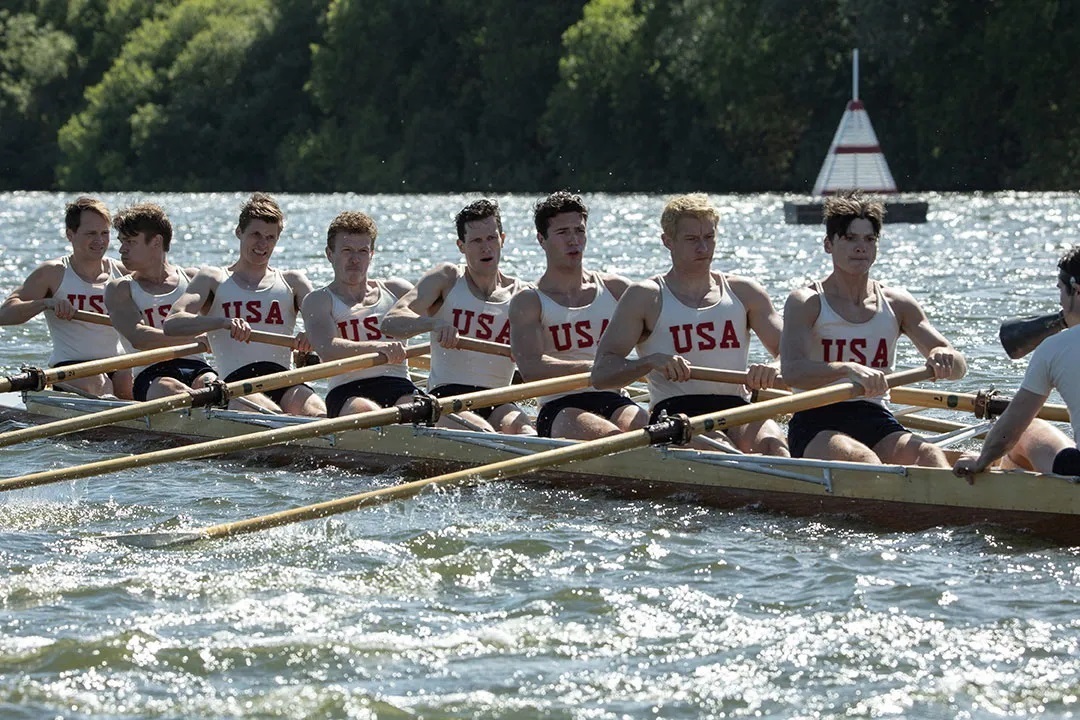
[0,192,1077,719]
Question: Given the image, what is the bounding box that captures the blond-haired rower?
[592,193,788,454]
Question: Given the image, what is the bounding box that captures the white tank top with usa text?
[536,273,617,404]
[120,268,203,378]
[326,281,409,390]
[427,266,526,390]
[46,256,126,365]
[799,281,899,406]
[207,269,296,378]
[636,274,751,407]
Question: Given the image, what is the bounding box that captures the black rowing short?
[1053,447,1080,476]
[325,376,419,418]
[649,394,749,424]
[429,384,497,420]
[132,358,216,401]
[537,390,640,438]
[787,400,908,458]
[52,359,123,381]
[224,361,312,407]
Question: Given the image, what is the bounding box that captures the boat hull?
[3,392,1078,545]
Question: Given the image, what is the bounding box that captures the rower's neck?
[134,261,172,285]
[539,267,591,295]
[331,277,372,304]
[68,253,108,281]
[465,266,501,298]
[824,271,873,302]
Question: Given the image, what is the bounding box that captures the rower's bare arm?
[780,288,863,389]
[599,272,633,300]
[954,388,1046,476]
[283,270,316,312]
[889,287,967,381]
[509,289,592,381]
[732,276,783,357]
[106,278,190,350]
[592,282,664,389]
[163,269,225,336]
[0,263,62,325]
[300,289,405,362]
[381,264,455,339]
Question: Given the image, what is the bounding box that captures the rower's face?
[66,211,110,259]
[117,232,158,272]
[236,220,280,266]
[457,216,503,271]
[539,212,587,262]
[825,218,878,271]
[328,233,374,281]
[664,216,716,268]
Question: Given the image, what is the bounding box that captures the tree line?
[1,0,1076,193]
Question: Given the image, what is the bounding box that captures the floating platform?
[783,200,928,225]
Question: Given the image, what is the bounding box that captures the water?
[0,192,1078,719]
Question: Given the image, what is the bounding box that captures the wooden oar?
[889,387,1070,424]
[69,309,298,348]
[0,342,207,393]
[0,311,303,394]
[0,339,453,448]
[0,370,592,494]
[114,366,934,548]
[999,310,1065,359]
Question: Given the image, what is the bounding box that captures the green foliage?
[0,0,1076,191]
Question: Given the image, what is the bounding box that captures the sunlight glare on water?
[0,192,1078,718]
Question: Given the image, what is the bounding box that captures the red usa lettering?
[452,308,509,343]
[548,319,609,352]
[668,321,741,353]
[336,316,383,341]
[222,300,285,325]
[67,293,107,313]
[821,337,891,367]
[142,304,173,327]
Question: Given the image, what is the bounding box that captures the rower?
[381,199,535,434]
[954,246,1080,478]
[104,203,217,401]
[301,211,418,417]
[0,196,132,399]
[163,193,325,416]
[509,191,648,439]
[592,193,788,454]
[780,191,965,467]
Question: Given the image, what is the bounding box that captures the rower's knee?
[805,431,879,463]
[1007,419,1072,474]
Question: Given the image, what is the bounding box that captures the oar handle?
[72,309,296,349]
[687,366,790,390]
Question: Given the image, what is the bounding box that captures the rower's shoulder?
[595,270,632,296]
[382,276,414,298]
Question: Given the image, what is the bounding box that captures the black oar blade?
[110,530,207,549]
[999,311,1065,359]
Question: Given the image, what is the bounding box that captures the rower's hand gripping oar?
[115,366,934,549]
[0,366,591,494]
[999,310,1066,359]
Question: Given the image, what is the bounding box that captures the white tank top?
[536,273,617,404]
[326,281,409,390]
[636,274,751,407]
[46,256,126,365]
[798,281,899,406]
[207,269,297,378]
[119,268,203,378]
[427,266,526,390]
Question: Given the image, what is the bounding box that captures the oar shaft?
[687,366,790,390]
[142,367,933,545]
[890,387,1070,424]
[72,309,296,349]
[0,372,591,492]
[0,341,207,393]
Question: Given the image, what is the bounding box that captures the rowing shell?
[3,390,1078,545]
